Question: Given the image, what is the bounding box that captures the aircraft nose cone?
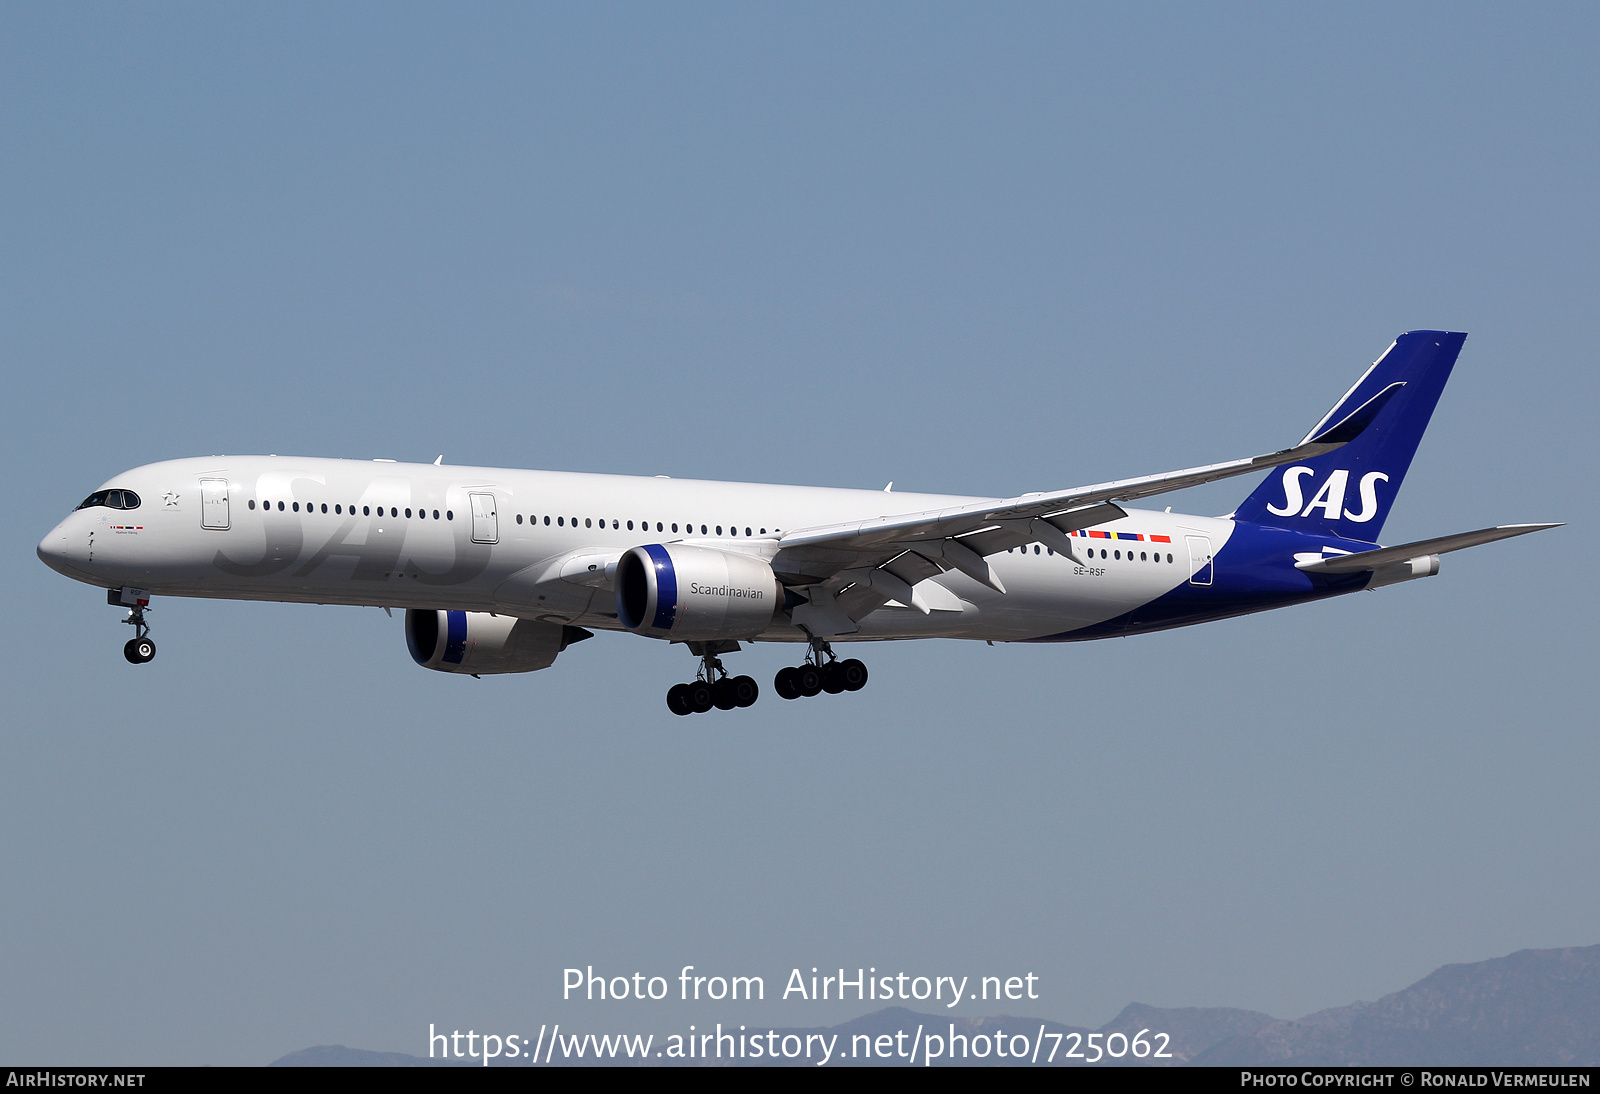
[37,521,88,580]
[37,528,66,568]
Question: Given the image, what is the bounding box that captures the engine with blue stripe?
[405,608,590,674]
[615,543,780,642]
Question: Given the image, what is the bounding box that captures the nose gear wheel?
[118,599,156,664]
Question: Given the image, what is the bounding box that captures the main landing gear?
[111,588,156,665]
[773,636,867,700]
[666,646,759,716]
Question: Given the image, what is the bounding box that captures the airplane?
[37,331,1559,715]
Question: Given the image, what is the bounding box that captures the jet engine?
[615,544,781,642]
[405,609,590,674]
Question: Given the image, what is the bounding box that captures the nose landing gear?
[774,635,867,700]
[110,587,156,664]
[666,642,759,716]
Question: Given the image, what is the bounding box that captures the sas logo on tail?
[1267,467,1388,523]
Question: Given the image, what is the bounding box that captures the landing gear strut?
[774,634,867,700]
[666,643,759,716]
[112,588,156,665]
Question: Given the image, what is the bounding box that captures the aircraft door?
[469,492,499,544]
[200,479,230,530]
[1185,535,1213,586]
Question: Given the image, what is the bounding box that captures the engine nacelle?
[615,544,781,642]
[406,609,590,674]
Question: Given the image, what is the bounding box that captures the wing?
[774,385,1403,635]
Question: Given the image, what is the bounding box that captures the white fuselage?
[38,456,1232,644]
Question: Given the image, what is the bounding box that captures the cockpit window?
[74,489,141,511]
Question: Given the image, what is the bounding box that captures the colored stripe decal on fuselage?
[1071,530,1171,543]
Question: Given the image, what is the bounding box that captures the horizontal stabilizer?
[1295,523,1563,573]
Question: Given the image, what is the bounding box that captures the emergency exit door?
[1185,535,1213,586]
[469,493,499,544]
[200,479,230,530]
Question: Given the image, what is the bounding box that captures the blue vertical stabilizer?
[1233,331,1466,541]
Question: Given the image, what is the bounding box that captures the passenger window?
[1167,553,1173,563]
[433,510,439,520]
[701,525,707,535]
[558,517,565,526]
[406,508,412,518]
[656,522,663,532]
[716,526,723,536]
[1034,545,1040,554]
[321,503,328,513]
[627,520,634,530]
[1141,551,1147,561]
[671,524,678,533]
[278,501,285,511]
[363,506,371,516]
[544,516,550,526]
[447,510,454,520]
[516,514,523,524]
[585,518,591,528]
[248,499,257,510]
[293,502,300,512]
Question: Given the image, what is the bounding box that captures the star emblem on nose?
[164,491,180,507]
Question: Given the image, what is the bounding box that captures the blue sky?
[2,3,1595,1064]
